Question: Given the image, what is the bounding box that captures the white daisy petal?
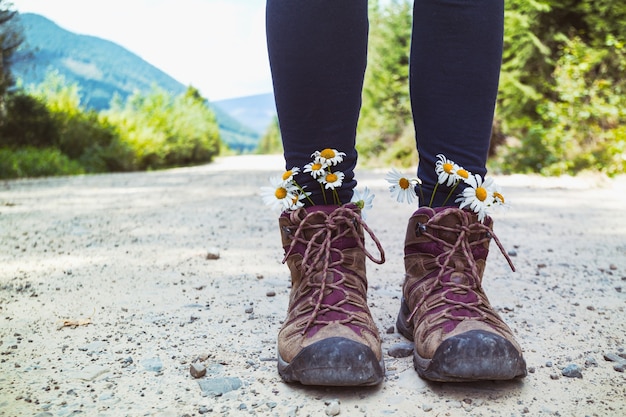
[303,161,326,178]
[386,168,418,205]
[351,186,375,219]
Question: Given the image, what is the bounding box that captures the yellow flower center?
[457,169,469,179]
[312,163,322,171]
[326,173,338,183]
[320,148,335,159]
[282,170,293,181]
[476,187,487,202]
[443,163,454,174]
[399,177,410,190]
[494,192,505,203]
[275,187,287,199]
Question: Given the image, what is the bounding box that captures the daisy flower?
[290,189,312,211]
[303,161,326,179]
[454,166,471,184]
[490,182,510,211]
[281,167,300,184]
[435,154,458,187]
[312,148,346,166]
[456,174,494,222]
[350,186,375,219]
[318,170,345,190]
[386,168,419,204]
[261,176,298,211]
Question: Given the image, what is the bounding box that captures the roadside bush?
[495,35,626,175]
[0,147,84,179]
[0,92,59,148]
[105,86,221,170]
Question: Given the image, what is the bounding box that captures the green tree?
[494,0,626,175]
[358,0,414,166]
[0,0,24,123]
[0,91,58,148]
[26,71,119,173]
[105,85,221,170]
[255,115,282,154]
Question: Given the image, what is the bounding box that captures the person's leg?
[266,0,385,386]
[399,0,527,382]
[410,0,503,207]
[266,0,368,205]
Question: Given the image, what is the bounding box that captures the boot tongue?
[431,207,469,243]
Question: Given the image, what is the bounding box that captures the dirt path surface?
[1,154,625,417]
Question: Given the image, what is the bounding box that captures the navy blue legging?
[266,0,504,207]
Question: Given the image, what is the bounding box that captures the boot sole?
[396,299,527,382]
[277,337,385,386]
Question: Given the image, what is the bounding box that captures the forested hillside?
[10,13,263,152]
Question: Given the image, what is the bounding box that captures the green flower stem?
[332,188,341,205]
[295,182,315,206]
[441,182,460,207]
[320,183,328,205]
[428,183,440,208]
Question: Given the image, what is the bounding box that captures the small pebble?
[141,357,163,373]
[387,342,414,358]
[545,361,553,367]
[550,373,560,380]
[190,362,207,378]
[584,357,598,367]
[422,404,433,412]
[604,352,626,364]
[266,290,276,297]
[614,363,625,373]
[206,248,220,260]
[561,364,583,378]
[325,400,341,416]
[385,326,395,334]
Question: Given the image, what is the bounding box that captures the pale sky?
[11,0,272,101]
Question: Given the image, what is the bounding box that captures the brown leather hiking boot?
[397,206,526,382]
[277,204,385,386]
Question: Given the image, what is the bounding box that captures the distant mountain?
[11,13,274,152]
[13,13,185,110]
[214,93,276,135]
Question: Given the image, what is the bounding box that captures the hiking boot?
[277,204,385,386]
[397,206,527,382]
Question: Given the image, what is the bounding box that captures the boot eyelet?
[282,226,293,236]
[416,223,427,236]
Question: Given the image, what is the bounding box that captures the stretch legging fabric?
[266,0,504,207]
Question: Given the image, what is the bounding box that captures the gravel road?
[1,155,625,417]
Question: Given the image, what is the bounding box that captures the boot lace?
[282,207,385,335]
[407,210,515,333]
